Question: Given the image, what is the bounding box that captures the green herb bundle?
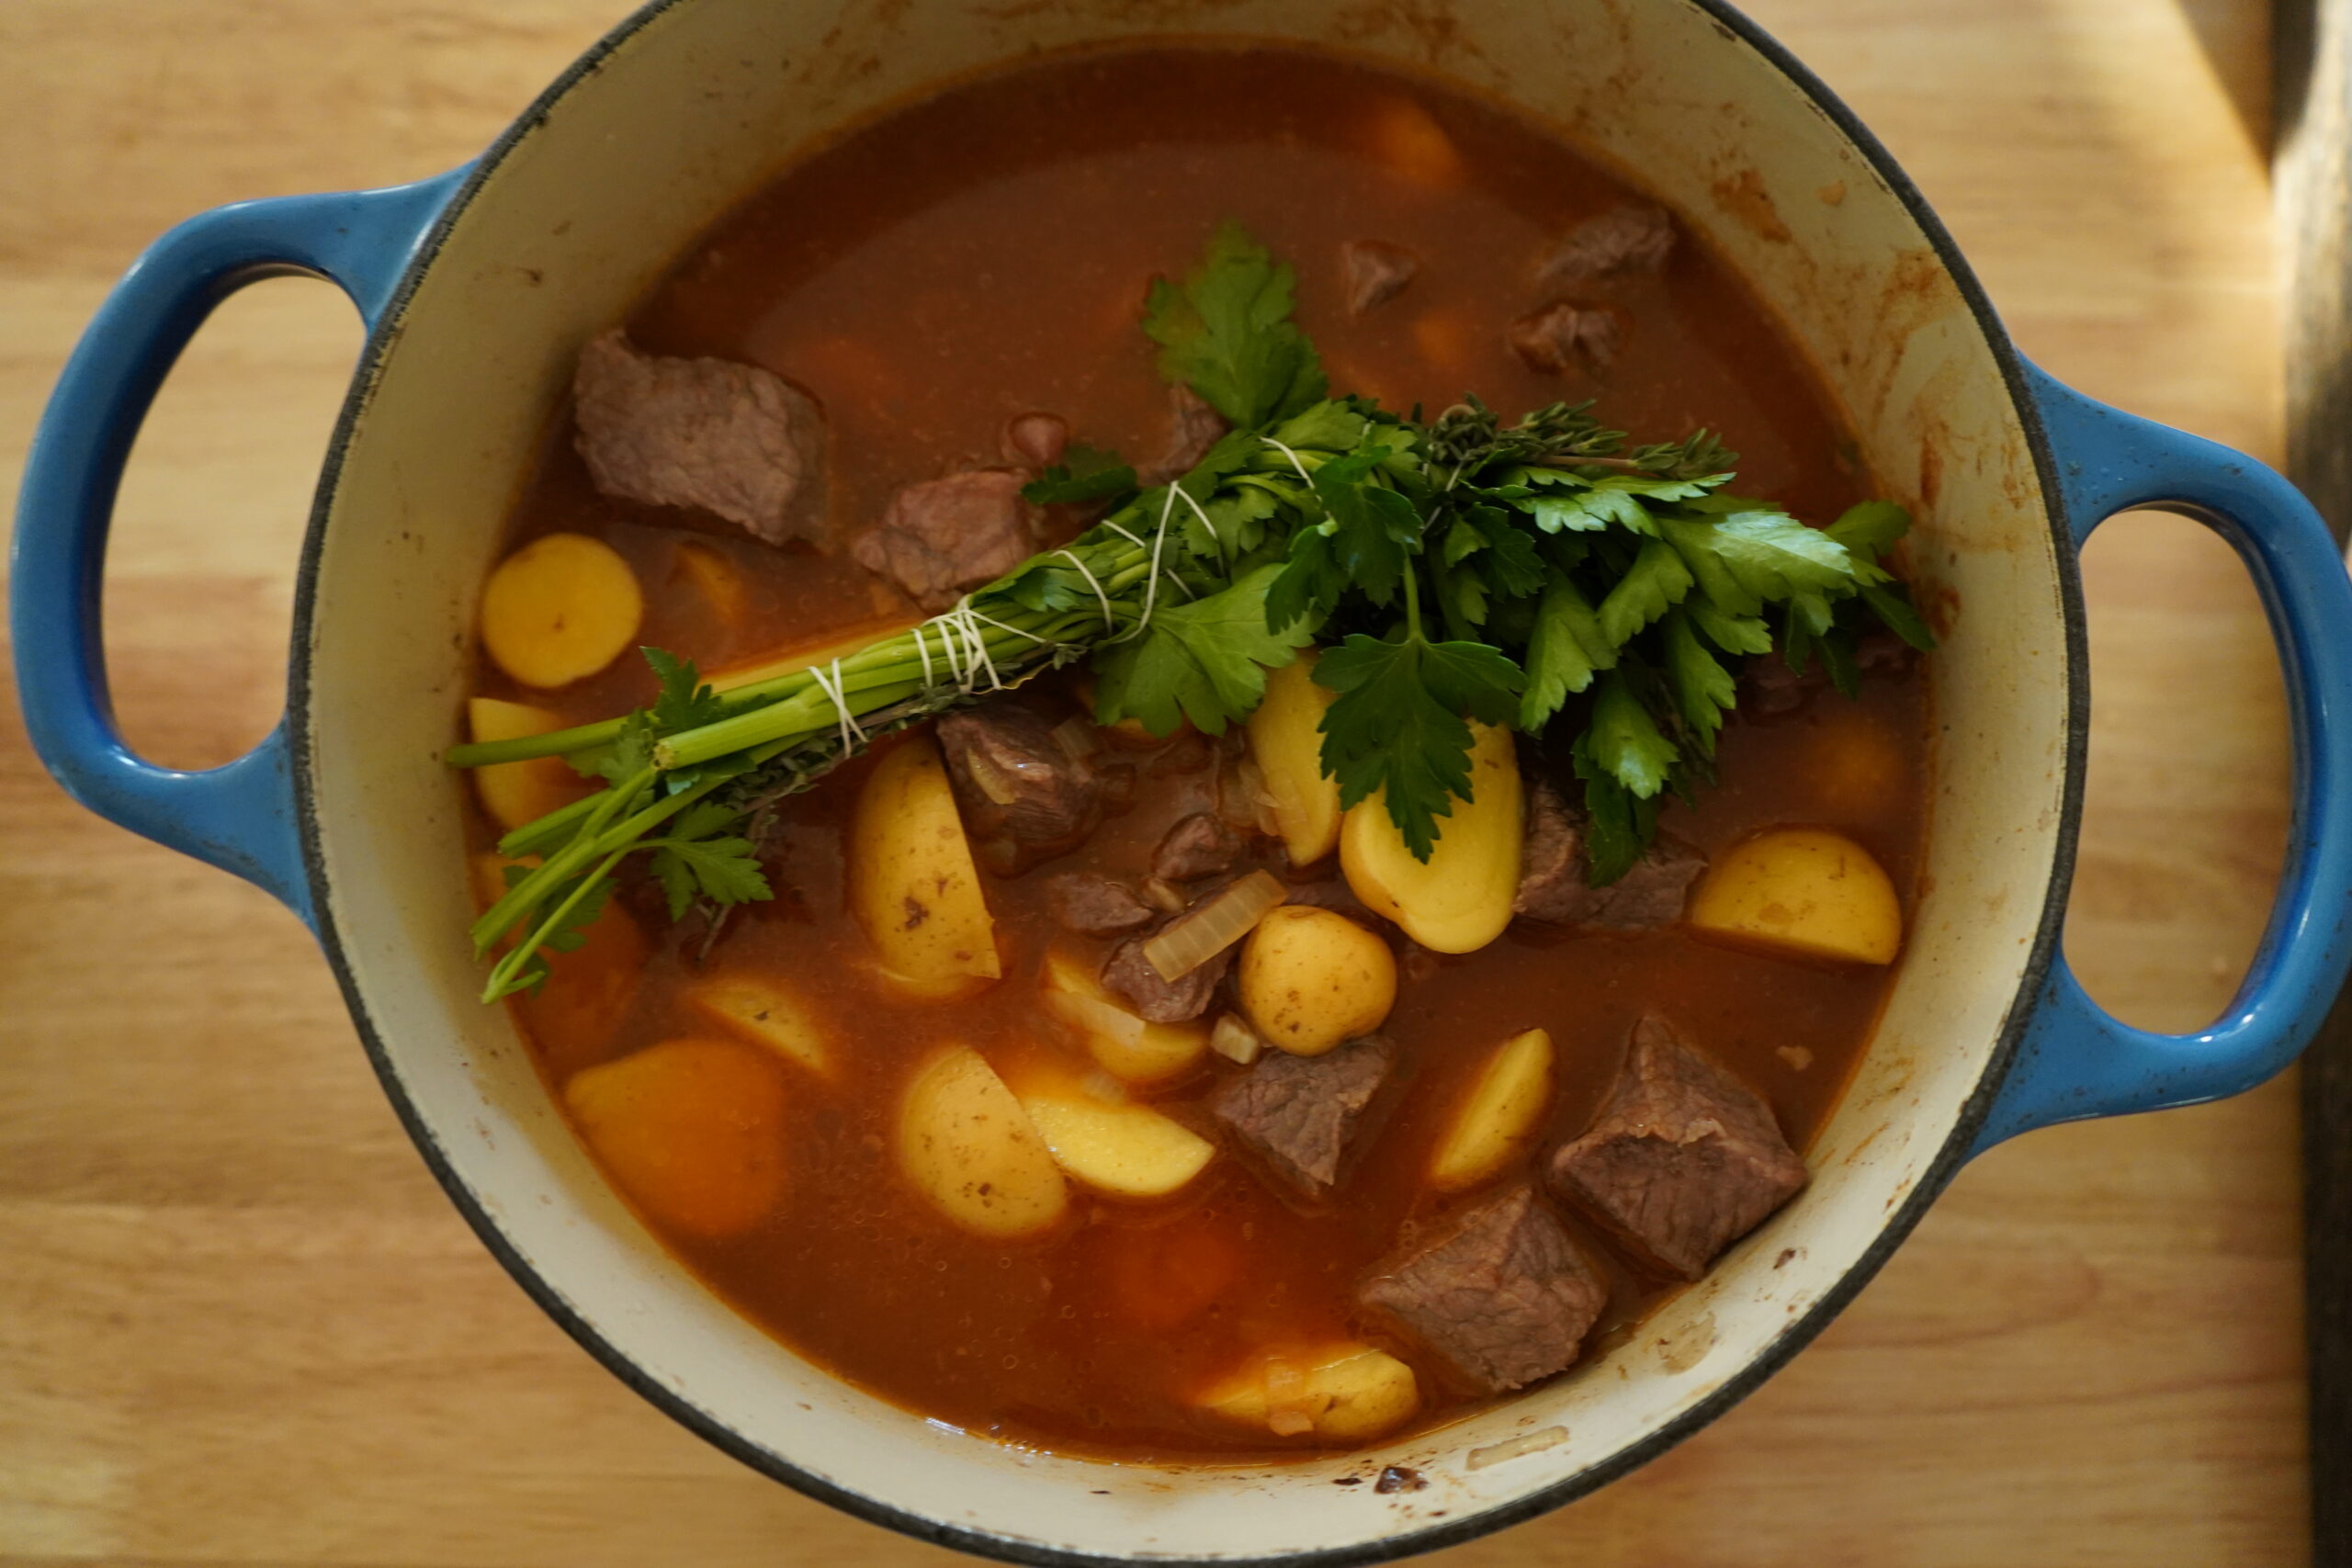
[450,222,1930,1001]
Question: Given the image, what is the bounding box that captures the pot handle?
[1972,365,2352,1153]
[8,168,468,928]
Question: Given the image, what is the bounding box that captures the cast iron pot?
[16,1,2352,1562]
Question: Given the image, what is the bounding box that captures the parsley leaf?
[1661,610,1737,757]
[1518,577,1614,729]
[1143,221,1328,429]
[647,834,772,921]
[1022,445,1137,505]
[643,647,727,735]
[1311,450,1418,607]
[1597,537,1694,645]
[1091,564,1314,736]
[1571,729,1658,886]
[1587,670,1679,798]
[1316,632,1525,860]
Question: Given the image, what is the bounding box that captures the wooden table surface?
[0,2,2311,1562]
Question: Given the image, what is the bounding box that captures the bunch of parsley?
[448,222,1929,1000]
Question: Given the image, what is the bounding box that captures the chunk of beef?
[1001,412,1069,470]
[1153,812,1244,882]
[1102,931,1232,1023]
[1340,239,1420,315]
[935,702,1102,852]
[1282,877,1386,930]
[1358,1185,1607,1394]
[1506,301,1626,375]
[1513,775,1705,931]
[1044,872,1155,936]
[851,468,1040,611]
[1742,628,1915,716]
[1537,204,1677,289]
[1139,384,1230,484]
[1546,1017,1808,1280]
[1211,1035,1393,1197]
[572,329,827,546]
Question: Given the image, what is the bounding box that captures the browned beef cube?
[1138,384,1229,485]
[1044,872,1155,936]
[1211,1035,1392,1197]
[1505,301,1627,375]
[850,468,1040,611]
[1547,1018,1807,1280]
[1100,930,1231,1023]
[1359,1185,1606,1394]
[1153,812,1243,882]
[1340,239,1419,315]
[1513,775,1704,931]
[572,329,827,546]
[1536,204,1676,288]
[935,702,1102,853]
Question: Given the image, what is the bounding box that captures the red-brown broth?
[474,42,1925,1461]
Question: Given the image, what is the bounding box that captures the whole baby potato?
[1238,905,1397,1056]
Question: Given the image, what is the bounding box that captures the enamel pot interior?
[293,0,2073,1560]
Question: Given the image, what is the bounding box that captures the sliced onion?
[1142,876,1188,914]
[1466,1426,1568,1471]
[1080,1066,1130,1105]
[1211,1012,1263,1066]
[1050,714,1102,761]
[963,746,1020,806]
[1143,870,1286,982]
[1046,984,1147,1053]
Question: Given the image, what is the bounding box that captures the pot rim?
[282,2,2090,1562]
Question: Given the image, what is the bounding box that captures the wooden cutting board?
[0,1,2308,1562]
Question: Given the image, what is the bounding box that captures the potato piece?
[1363,97,1464,187]
[1429,1027,1555,1192]
[707,614,922,694]
[671,538,751,634]
[1688,828,1902,964]
[1198,1344,1421,1442]
[480,532,644,688]
[1340,719,1521,954]
[1246,652,1341,866]
[1017,1087,1215,1199]
[684,974,831,1077]
[563,1038,787,1240]
[1238,906,1396,1057]
[466,696,592,831]
[1039,949,1207,1082]
[897,1045,1068,1238]
[848,737,1001,998]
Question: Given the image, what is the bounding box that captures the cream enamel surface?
[299,0,2065,1557]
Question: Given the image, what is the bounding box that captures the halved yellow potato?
[707,614,923,695]
[1688,828,1903,965]
[897,1045,1068,1238]
[1038,949,1207,1083]
[1246,652,1341,866]
[671,538,751,634]
[479,532,643,688]
[1198,1344,1421,1442]
[466,696,592,831]
[848,738,1001,998]
[1340,719,1522,953]
[684,973,831,1077]
[564,1037,787,1241]
[1238,905,1396,1056]
[1429,1027,1555,1192]
[1016,1086,1215,1199]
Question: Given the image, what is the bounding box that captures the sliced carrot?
[513,898,648,1076]
[1363,97,1465,188]
[672,538,751,637]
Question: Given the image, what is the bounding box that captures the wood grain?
[0,2,2308,1563]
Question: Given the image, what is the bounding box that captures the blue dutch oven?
[13,0,2352,1562]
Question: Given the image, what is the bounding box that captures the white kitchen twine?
[807,658,865,751]
[1056,547,1118,634]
